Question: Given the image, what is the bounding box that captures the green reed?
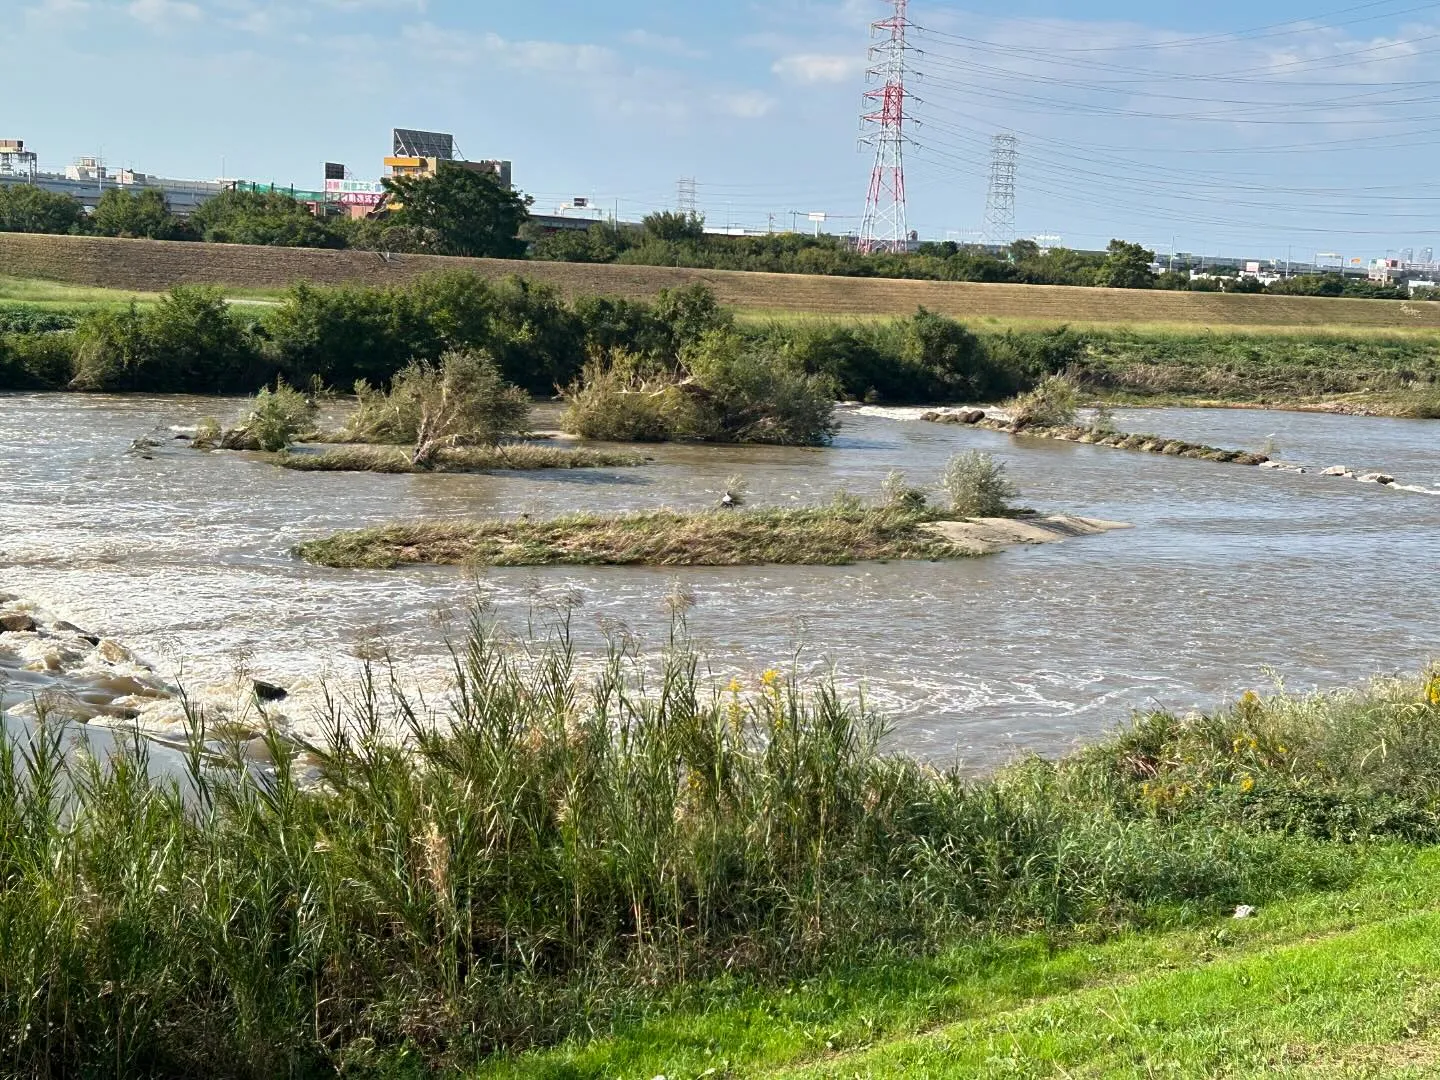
[1,614,1414,1076]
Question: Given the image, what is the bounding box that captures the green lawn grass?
[482,846,1440,1079]
[0,275,285,310]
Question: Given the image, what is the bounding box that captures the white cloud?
[772,53,863,84]
[714,91,777,119]
[127,0,201,25]
[23,0,91,25]
[622,29,705,59]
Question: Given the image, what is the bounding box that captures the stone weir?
[922,409,1422,492]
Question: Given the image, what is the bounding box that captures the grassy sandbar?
[296,506,972,570]
[275,443,644,474]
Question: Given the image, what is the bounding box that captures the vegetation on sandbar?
[198,351,642,473]
[295,504,961,570]
[275,443,642,474]
[296,453,1024,569]
[5,607,1440,1075]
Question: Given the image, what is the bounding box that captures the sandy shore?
[922,514,1133,555]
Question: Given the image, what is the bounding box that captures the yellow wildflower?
[760,669,781,688]
[1240,775,1255,793]
[1427,675,1440,707]
[726,677,743,695]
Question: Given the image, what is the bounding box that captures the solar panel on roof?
[392,129,455,160]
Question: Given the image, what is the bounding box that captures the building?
[0,142,230,215]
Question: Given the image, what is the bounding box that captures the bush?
[941,451,1017,517]
[881,469,928,511]
[561,354,707,443]
[188,189,346,248]
[69,288,262,393]
[681,330,837,445]
[0,331,75,390]
[0,184,84,234]
[247,381,317,452]
[563,332,836,447]
[1009,373,1080,429]
[266,282,437,389]
[345,350,530,459]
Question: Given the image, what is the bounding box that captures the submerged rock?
[0,614,38,633]
[1321,466,1353,478]
[1359,473,1396,486]
[252,679,290,703]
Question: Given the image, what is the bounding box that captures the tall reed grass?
[0,614,1405,1075]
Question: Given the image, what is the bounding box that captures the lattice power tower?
[983,134,1019,246]
[859,0,915,254]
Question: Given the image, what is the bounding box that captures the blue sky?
[8,0,1440,260]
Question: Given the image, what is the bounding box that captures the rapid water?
[2,394,1437,765]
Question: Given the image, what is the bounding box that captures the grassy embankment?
[6,612,1440,1077]
[487,846,1440,1079]
[4,232,1440,329]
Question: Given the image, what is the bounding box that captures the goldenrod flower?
[760,669,781,688]
[1427,675,1440,707]
[726,677,743,695]
[1240,775,1255,793]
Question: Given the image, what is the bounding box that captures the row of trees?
[1,273,1083,410]
[0,163,530,259]
[2,175,1425,299]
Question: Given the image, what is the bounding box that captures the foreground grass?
[294,505,968,569]
[275,443,645,474]
[480,846,1440,1079]
[4,611,1440,1076]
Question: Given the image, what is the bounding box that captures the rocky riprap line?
[0,597,319,777]
[923,409,1272,465]
[922,409,1419,491]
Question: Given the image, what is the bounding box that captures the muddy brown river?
[2,393,1437,764]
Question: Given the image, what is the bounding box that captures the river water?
[2,393,1438,765]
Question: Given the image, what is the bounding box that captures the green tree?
[1008,238,1041,263]
[189,190,345,248]
[91,188,187,240]
[382,163,531,259]
[0,184,84,234]
[642,211,706,243]
[1094,240,1156,289]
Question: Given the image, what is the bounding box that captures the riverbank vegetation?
[6,608,1440,1076]
[3,271,1438,419]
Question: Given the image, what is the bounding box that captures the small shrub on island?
[249,381,317,452]
[562,332,837,446]
[942,451,1017,518]
[1009,373,1081,430]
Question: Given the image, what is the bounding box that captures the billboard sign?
[337,191,387,207]
[326,179,386,194]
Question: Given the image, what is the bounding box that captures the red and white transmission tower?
[859,0,916,254]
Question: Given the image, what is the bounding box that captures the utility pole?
[858,0,914,254]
